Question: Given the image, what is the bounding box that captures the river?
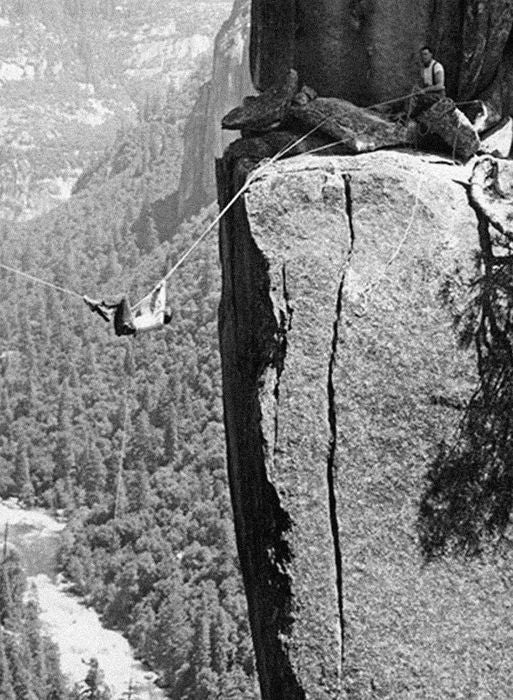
[0,499,167,700]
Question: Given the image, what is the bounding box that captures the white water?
[0,500,167,700]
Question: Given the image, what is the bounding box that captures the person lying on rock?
[83,282,172,337]
[409,46,446,119]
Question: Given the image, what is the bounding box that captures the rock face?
[470,155,513,238]
[218,149,513,697]
[250,0,513,115]
[286,96,413,153]
[177,0,253,220]
[416,97,481,161]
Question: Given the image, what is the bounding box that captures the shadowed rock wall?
[217,153,348,699]
[250,0,513,111]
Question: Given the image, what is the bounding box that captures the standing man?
[410,46,446,118]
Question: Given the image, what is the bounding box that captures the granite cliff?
[216,3,513,697]
[177,0,253,220]
[250,0,513,122]
[218,146,513,697]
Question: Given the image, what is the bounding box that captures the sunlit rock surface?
[218,149,513,697]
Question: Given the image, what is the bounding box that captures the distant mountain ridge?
[0,0,232,221]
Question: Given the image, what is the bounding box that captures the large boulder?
[217,148,513,697]
[286,97,413,153]
[416,97,480,161]
[222,68,298,131]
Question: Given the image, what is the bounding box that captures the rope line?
[367,88,428,111]
[0,262,82,300]
[366,88,480,113]
[0,120,329,314]
[132,118,330,310]
[1,88,471,312]
[131,172,258,310]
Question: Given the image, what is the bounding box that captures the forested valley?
[0,96,258,697]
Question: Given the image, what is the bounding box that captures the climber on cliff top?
[409,46,446,119]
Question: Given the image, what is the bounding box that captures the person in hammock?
[132,282,173,332]
[83,282,172,337]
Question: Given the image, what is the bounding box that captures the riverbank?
[0,499,166,699]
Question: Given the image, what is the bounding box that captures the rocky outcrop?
[470,155,513,239]
[286,96,414,153]
[217,148,513,697]
[222,68,298,132]
[177,0,253,220]
[416,97,481,161]
[250,0,513,118]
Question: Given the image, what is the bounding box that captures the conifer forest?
[0,1,259,697]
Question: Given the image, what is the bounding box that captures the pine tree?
[79,439,107,507]
[191,613,218,698]
[126,410,162,474]
[211,605,230,677]
[0,550,26,621]
[184,583,220,698]
[163,403,179,464]
[4,631,38,700]
[131,202,159,254]
[113,467,128,519]
[43,637,68,699]
[152,578,192,693]
[14,441,35,507]
[131,468,153,511]
[54,380,77,484]
[0,387,14,436]
[0,629,16,699]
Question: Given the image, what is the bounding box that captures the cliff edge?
[217,149,513,697]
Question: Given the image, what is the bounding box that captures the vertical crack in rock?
[281,263,294,331]
[343,174,357,246]
[327,174,355,664]
[272,264,294,461]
